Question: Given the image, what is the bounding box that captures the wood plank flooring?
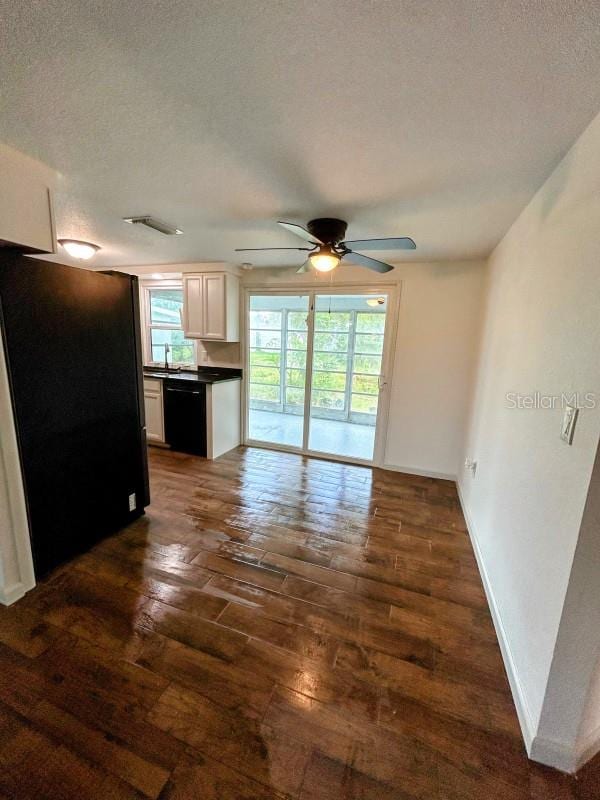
[0,445,598,799]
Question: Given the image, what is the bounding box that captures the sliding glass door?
[307,294,386,461]
[247,295,309,448]
[246,289,392,464]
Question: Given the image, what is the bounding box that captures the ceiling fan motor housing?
[307,218,348,245]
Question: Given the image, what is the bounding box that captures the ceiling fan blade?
[278,221,324,245]
[341,237,416,251]
[343,251,394,273]
[235,247,314,252]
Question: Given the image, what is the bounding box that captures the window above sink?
[141,280,196,369]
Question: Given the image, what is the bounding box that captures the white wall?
[459,107,600,768]
[382,262,485,477]
[0,327,35,605]
[0,458,16,592]
[531,440,600,771]
[243,260,486,478]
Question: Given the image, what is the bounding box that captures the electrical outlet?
[464,458,477,476]
[128,493,137,512]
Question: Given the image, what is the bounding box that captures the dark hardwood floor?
[0,446,598,799]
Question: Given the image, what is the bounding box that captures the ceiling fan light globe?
[310,252,340,272]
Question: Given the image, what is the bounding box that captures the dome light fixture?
[366,297,386,307]
[58,239,100,260]
[309,245,341,273]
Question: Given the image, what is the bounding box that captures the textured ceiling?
[2,1,600,269]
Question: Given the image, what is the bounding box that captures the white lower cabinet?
[205,380,241,459]
[143,374,241,456]
[143,379,165,443]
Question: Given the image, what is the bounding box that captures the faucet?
[164,343,170,369]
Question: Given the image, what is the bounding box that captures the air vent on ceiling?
[122,216,183,235]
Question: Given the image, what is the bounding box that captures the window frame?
[140,279,196,368]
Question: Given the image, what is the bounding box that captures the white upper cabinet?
[0,143,56,254]
[183,272,239,341]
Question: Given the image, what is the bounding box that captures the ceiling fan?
[235,218,416,273]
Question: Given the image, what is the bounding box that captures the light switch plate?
[560,405,579,445]
[128,493,137,512]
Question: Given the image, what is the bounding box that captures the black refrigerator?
[0,251,150,578]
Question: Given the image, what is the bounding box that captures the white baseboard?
[576,723,600,772]
[529,735,578,774]
[456,480,536,754]
[382,462,456,481]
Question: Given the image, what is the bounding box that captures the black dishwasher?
[163,380,207,455]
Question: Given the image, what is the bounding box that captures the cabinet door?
[0,144,56,254]
[183,276,204,338]
[144,389,164,442]
[201,273,227,339]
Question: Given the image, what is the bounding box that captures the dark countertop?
[143,367,242,385]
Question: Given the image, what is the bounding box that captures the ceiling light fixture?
[309,245,341,273]
[366,297,385,307]
[58,239,100,260]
